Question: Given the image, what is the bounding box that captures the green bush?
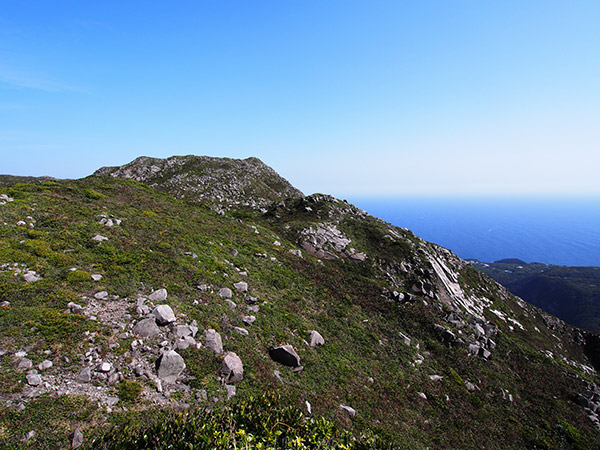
[117,380,143,404]
[67,270,91,282]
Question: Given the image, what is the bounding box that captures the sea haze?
[348,196,600,267]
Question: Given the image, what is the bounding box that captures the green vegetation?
[0,169,598,449]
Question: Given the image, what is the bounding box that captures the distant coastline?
[348,196,600,267]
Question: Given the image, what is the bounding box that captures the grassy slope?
[0,177,598,449]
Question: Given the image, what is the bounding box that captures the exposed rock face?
[156,350,186,383]
[269,345,301,367]
[95,155,303,210]
[221,352,244,383]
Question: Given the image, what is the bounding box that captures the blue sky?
[1,1,599,196]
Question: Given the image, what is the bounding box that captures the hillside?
[0,155,599,449]
[469,259,600,332]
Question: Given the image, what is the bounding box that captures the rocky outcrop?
[95,155,303,210]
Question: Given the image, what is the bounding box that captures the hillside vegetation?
[470,259,600,332]
[0,156,599,449]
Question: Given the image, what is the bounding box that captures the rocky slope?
[469,259,600,332]
[94,155,303,212]
[0,156,599,449]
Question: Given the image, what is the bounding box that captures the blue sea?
[347,196,600,267]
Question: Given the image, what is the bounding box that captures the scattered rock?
[340,404,356,418]
[224,299,237,309]
[156,350,186,383]
[398,332,411,346]
[305,400,312,414]
[97,362,112,372]
[205,329,223,354]
[149,288,168,302]
[17,358,33,369]
[274,370,283,383]
[92,235,108,242]
[94,291,109,300]
[91,274,102,281]
[221,352,244,383]
[289,249,302,257]
[174,325,196,338]
[23,271,41,282]
[242,315,256,326]
[308,330,325,347]
[71,429,84,448]
[225,384,236,399]
[133,318,161,338]
[269,345,301,367]
[233,327,249,336]
[26,373,42,386]
[153,305,176,325]
[76,367,92,383]
[218,288,233,299]
[233,281,248,292]
[38,360,53,371]
[67,302,85,314]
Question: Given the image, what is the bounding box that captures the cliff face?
[0,156,598,449]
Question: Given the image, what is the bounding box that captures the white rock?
[94,291,109,300]
[340,404,356,418]
[233,281,248,292]
[152,305,176,325]
[149,288,168,302]
[92,235,108,242]
[218,288,233,298]
[91,274,102,281]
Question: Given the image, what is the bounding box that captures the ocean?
[347,196,600,267]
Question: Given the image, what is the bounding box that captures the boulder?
[218,288,233,299]
[233,281,248,292]
[152,305,176,325]
[149,288,168,302]
[94,291,109,300]
[224,299,237,309]
[269,345,301,367]
[221,352,244,383]
[308,330,325,347]
[156,350,186,383]
[133,318,161,337]
[174,325,196,338]
[26,373,42,386]
[205,329,223,354]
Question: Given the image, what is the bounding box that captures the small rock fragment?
[340,405,356,418]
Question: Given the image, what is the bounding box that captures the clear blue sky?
[1,1,599,196]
